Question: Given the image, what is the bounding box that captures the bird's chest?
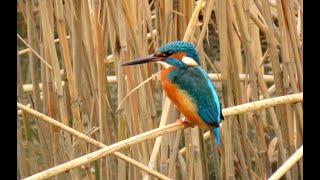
[160,67,207,127]
[160,67,198,100]
[160,67,186,101]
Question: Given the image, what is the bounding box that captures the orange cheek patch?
[170,52,186,60]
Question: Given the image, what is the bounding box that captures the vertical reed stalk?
[39,1,74,179]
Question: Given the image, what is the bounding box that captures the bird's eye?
[156,51,173,57]
[166,51,173,55]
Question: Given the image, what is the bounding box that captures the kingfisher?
[122,41,224,144]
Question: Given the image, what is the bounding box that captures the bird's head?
[122,41,200,68]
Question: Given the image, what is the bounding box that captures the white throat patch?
[181,56,199,66]
[156,61,172,69]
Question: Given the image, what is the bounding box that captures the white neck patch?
[181,56,199,66]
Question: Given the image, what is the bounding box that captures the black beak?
[121,54,162,66]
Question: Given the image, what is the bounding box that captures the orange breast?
[160,67,207,128]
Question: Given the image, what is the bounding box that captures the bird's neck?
[160,66,175,83]
[161,66,193,83]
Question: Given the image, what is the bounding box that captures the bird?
[122,41,224,145]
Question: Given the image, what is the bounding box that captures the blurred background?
[17,0,303,179]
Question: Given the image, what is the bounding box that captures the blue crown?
[157,41,200,65]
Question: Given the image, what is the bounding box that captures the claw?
[176,117,189,128]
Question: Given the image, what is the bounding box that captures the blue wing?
[167,66,221,126]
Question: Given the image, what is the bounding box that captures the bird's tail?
[214,127,220,145]
[209,127,220,145]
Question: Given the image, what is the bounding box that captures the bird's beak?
[121,54,162,66]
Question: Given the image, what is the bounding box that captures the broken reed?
[17,0,302,180]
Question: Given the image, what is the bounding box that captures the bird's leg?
[176,117,191,128]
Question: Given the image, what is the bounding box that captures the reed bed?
[17,0,303,179]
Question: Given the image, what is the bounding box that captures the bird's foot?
[176,117,190,128]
